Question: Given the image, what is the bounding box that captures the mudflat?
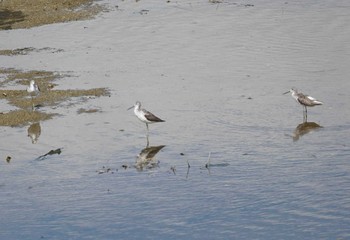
[0,0,107,126]
[0,0,102,30]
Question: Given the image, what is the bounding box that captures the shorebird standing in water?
[128,101,165,133]
[284,88,323,121]
[27,80,40,110]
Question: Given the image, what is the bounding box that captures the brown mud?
[0,1,109,126]
[0,0,103,30]
[0,68,109,127]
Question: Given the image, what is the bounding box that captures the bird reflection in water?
[135,145,165,171]
[292,121,322,142]
[27,122,41,144]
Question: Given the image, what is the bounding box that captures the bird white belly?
[135,110,152,123]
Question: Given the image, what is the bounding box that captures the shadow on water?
[292,121,323,142]
[27,122,41,144]
[0,9,25,30]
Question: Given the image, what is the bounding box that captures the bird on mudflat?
[128,101,165,133]
[27,80,40,97]
[26,80,41,110]
[283,88,323,120]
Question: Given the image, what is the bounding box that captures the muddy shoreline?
[0,68,109,127]
[0,1,108,126]
[0,0,103,30]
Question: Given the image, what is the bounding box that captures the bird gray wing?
[143,109,165,122]
[297,93,314,106]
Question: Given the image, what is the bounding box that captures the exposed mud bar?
[0,0,104,30]
[0,68,110,127]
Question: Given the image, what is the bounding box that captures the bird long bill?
[127,106,134,110]
[283,91,290,95]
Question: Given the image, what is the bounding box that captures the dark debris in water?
[36,148,63,161]
[206,163,230,167]
[209,0,254,7]
[97,166,117,174]
[99,152,230,177]
[240,95,253,100]
[137,9,149,15]
[77,108,101,114]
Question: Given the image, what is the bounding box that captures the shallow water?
[1,0,350,239]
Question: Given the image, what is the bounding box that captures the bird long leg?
[305,106,308,122]
[302,106,308,122]
[145,123,150,137]
[31,97,35,111]
[145,123,150,147]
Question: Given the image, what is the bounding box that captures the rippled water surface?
[1,0,350,239]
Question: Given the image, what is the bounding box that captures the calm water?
[1,0,350,239]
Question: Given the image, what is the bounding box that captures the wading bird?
[128,101,165,133]
[284,88,323,121]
